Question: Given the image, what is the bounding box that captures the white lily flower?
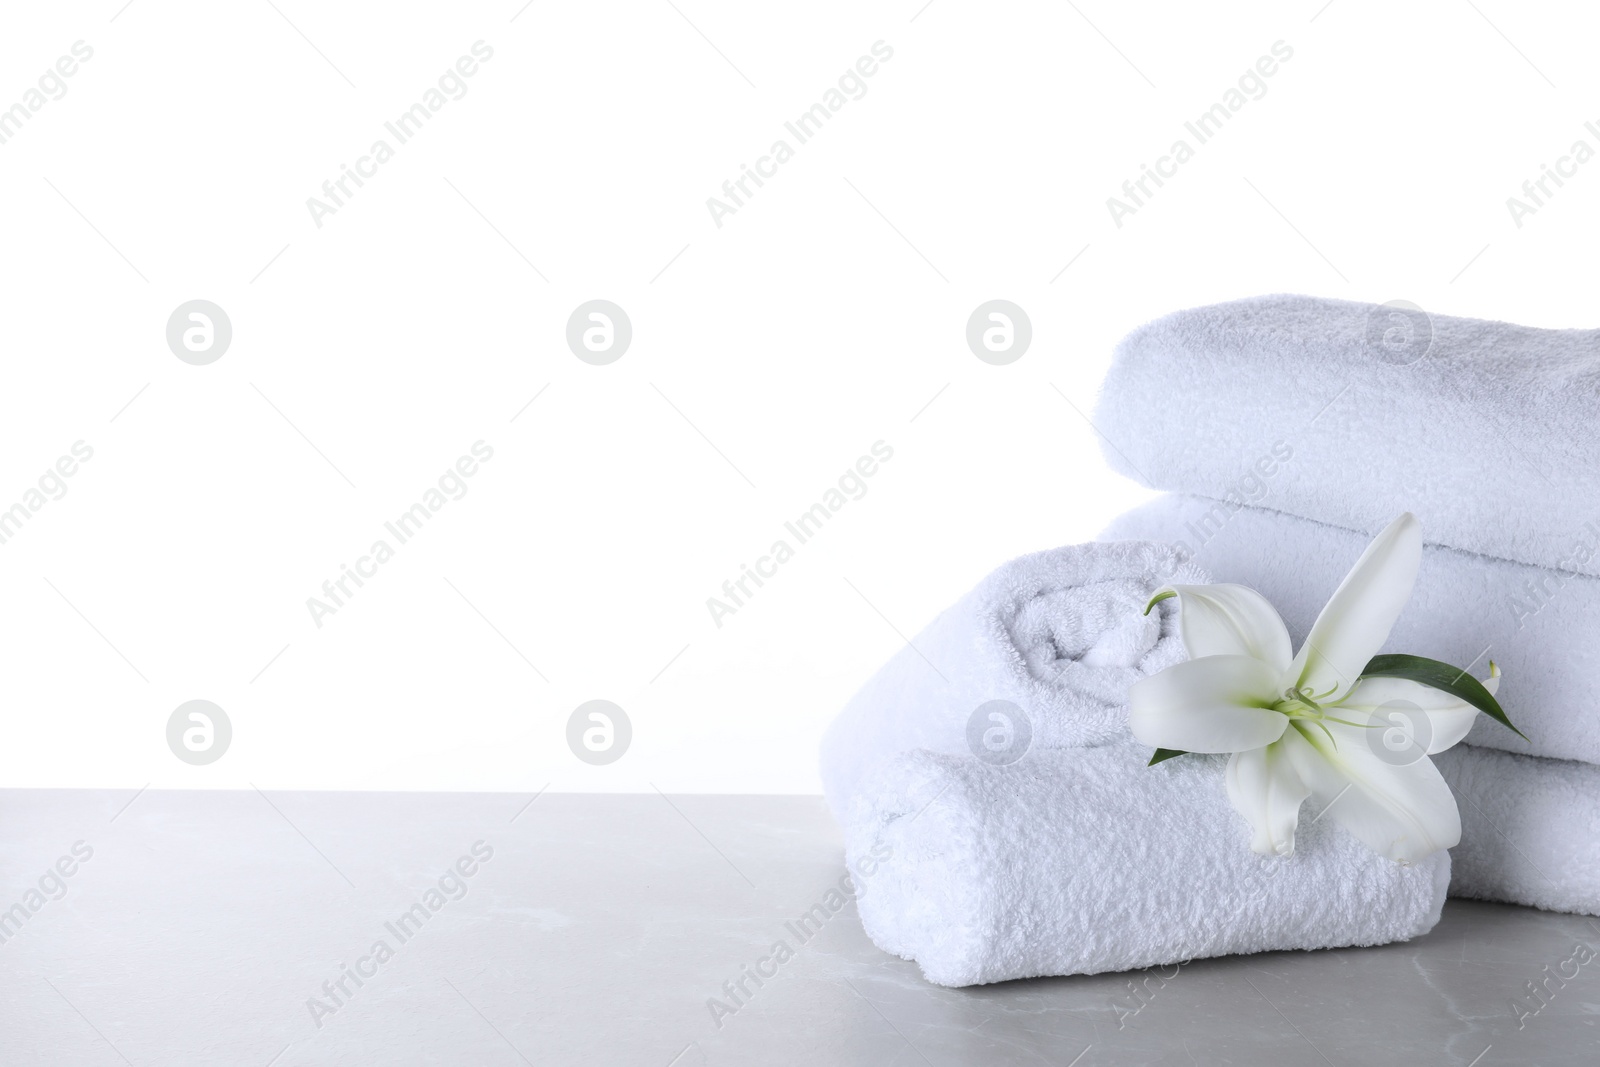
[1130,512,1502,864]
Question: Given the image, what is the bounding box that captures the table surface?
[1,790,1595,1066]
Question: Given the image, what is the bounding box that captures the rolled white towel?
[846,744,1450,986]
[1434,745,1600,917]
[1094,294,1600,576]
[1102,494,1597,765]
[819,541,1204,816]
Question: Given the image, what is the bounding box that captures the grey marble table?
[1,790,1595,1066]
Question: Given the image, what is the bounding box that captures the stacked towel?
[1434,746,1600,917]
[1094,293,1600,576]
[821,539,1453,984]
[1102,496,1600,917]
[822,296,1600,987]
[1094,294,1600,919]
[846,745,1448,987]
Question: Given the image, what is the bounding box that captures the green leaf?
[1359,654,1528,742]
[1148,747,1188,766]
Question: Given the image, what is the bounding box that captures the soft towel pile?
[820,295,1598,988]
[1097,295,1600,920]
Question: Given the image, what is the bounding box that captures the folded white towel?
[846,744,1450,986]
[1094,294,1600,576]
[1434,745,1600,917]
[1102,494,1597,765]
[820,541,1203,815]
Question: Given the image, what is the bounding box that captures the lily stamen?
[1284,686,1325,713]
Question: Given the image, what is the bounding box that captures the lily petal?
[1155,584,1293,671]
[1284,719,1461,864]
[1287,513,1422,704]
[1337,665,1501,755]
[1129,655,1289,753]
[1225,742,1311,856]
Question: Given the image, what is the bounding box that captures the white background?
[0,0,1593,792]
